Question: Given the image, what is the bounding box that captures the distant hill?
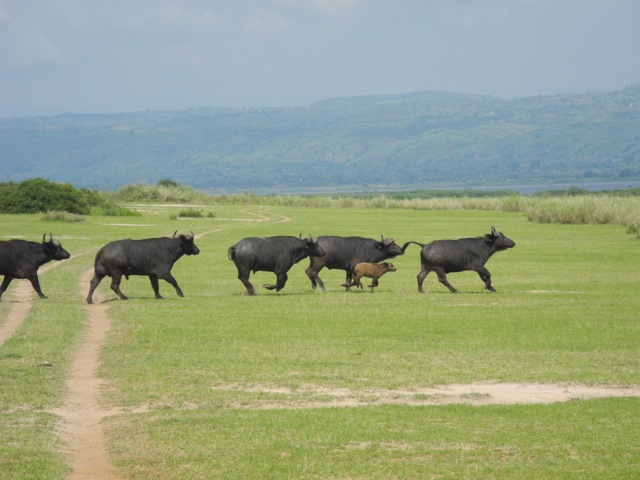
[1,85,639,193]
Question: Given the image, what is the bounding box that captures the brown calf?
[342,262,397,292]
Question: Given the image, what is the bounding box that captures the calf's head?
[486,227,516,251]
[42,233,71,260]
[381,262,397,272]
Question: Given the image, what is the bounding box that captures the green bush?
[0,178,92,214]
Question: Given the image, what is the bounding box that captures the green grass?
[1,204,639,479]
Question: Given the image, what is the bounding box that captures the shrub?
[178,208,214,218]
[0,178,91,214]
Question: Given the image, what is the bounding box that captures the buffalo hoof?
[263,284,278,290]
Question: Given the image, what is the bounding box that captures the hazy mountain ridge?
[1,85,639,192]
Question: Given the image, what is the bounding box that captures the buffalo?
[403,227,515,293]
[228,235,325,295]
[86,231,200,304]
[0,233,71,301]
[343,261,397,292]
[305,235,404,291]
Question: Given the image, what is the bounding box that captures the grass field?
[1,203,639,479]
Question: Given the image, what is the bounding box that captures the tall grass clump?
[90,206,142,217]
[39,211,85,222]
[526,195,640,230]
[111,181,213,204]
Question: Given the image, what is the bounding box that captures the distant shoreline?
[473,181,640,195]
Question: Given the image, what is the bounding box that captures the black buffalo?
[228,235,325,295]
[86,232,200,304]
[0,233,71,301]
[305,236,404,291]
[403,227,516,293]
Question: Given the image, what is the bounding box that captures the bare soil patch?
[211,382,640,410]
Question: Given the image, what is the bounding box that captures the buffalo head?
[376,235,404,258]
[42,233,71,260]
[176,231,200,256]
[304,235,326,258]
[486,227,516,251]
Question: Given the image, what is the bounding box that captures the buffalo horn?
[42,233,46,245]
[186,231,194,240]
[173,230,178,238]
[382,235,394,245]
[491,226,497,236]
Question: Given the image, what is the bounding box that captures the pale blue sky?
[1,0,639,116]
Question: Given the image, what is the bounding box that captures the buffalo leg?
[149,276,163,299]
[27,274,48,299]
[110,273,128,300]
[368,278,379,292]
[476,267,495,292]
[434,267,458,293]
[86,273,105,304]
[160,273,184,298]
[264,271,288,291]
[235,267,256,295]
[417,266,430,293]
[305,265,325,291]
[0,276,14,301]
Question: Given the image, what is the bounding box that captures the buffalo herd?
[0,227,515,302]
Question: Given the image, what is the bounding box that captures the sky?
[1,0,639,116]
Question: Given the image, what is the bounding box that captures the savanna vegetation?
[1,185,639,478]
[108,180,640,235]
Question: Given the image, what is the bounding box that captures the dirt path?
[0,262,60,346]
[50,269,120,480]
